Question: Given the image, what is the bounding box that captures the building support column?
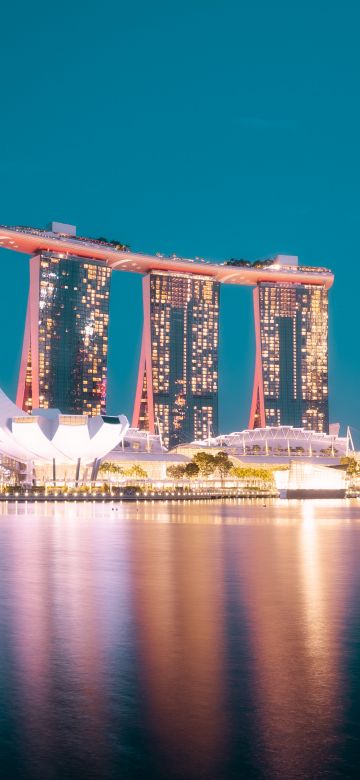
[17,256,41,411]
[91,458,98,482]
[132,275,155,433]
[75,458,81,486]
[248,286,266,429]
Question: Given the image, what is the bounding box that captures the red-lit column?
[16,256,40,412]
[132,275,155,433]
[248,286,266,429]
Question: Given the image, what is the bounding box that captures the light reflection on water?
[1,499,360,779]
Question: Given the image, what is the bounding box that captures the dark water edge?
[1,499,360,780]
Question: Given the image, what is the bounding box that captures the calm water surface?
[1,499,360,780]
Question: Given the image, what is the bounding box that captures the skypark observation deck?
[0,224,333,287]
[0,222,334,447]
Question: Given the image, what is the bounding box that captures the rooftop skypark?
[0,223,334,287]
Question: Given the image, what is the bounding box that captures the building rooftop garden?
[1,225,332,275]
[224,257,331,273]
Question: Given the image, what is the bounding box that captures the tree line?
[167,451,274,484]
[99,462,147,479]
[98,452,275,485]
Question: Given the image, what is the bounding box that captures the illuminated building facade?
[132,271,219,449]
[0,225,334,435]
[249,282,329,432]
[17,252,111,415]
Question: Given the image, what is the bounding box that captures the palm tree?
[126,465,148,479]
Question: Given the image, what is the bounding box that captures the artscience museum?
[0,388,129,483]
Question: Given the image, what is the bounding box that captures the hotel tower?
[132,271,220,449]
[17,248,111,415]
[249,275,329,432]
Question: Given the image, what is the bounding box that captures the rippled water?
[1,499,360,779]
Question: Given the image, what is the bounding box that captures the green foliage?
[99,461,112,473]
[125,465,148,478]
[95,236,130,250]
[192,451,217,476]
[340,456,360,476]
[167,464,186,479]
[230,466,274,484]
[268,463,289,472]
[99,461,125,476]
[98,462,147,479]
[213,451,232,477]
[226,258,274,269]
[184,462,200,478]
[168,451,232,480]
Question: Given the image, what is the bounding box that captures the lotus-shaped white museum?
[0,388,129,465]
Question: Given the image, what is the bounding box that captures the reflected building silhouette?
[3,514,55,778]
[0,501,358,780]
[235,506,347,779]
[128,508,227,778]
[0,505,134,779]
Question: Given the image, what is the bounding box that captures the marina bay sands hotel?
[0,222,334,449]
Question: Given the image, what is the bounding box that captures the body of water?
[1,499,360,779]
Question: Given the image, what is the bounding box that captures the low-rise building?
[173,425,351,465]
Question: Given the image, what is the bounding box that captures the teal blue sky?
[0,0,359,435]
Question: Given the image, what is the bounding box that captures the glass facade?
[137,271,219,449]
[22,253,111,415]
[253,282,329,432]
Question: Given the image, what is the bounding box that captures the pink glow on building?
[16,257,40,411]
[132,276,155,434]
[0,224,334,435]
[248,287,266,429]
[0,226,334,288]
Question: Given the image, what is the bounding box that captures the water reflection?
[0,500,360,779]
[236,508,347,778]
[129,523,226,778]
